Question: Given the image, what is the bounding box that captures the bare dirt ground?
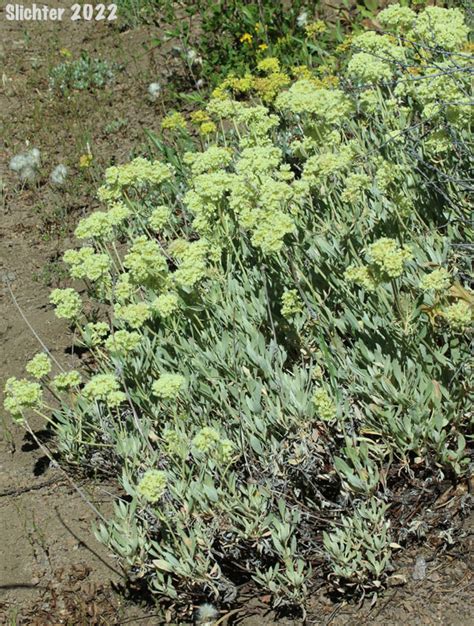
[0,2,176,622]
[0,2,472,624]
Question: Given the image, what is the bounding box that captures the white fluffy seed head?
[186,48,202,66]
[196,602,218,624]
[297,11,309,27]
[50,164,68,186]
[19,166,38,183]
[9,154,29,172]
[148,82,162,101]
[9,148,41,179]
[28,148,41,167]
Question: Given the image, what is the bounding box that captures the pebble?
[412,555,427,580]
[0,270,16,283]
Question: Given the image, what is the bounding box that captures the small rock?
[412,555,427,580]
[0,270,16,284]
[387,574,407,587]
[429,571,441,582]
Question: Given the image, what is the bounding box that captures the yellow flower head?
[305,20,327,37]
[161,111,187,131]
[79,154,93,168]
[276,34,292,46]
[257,57,280,74]
[292,65,313,80]
[190,110,210,125]
[336,36,353,54]
[253,72,290,102]
[240,33,253,44]
[258,43,269,51]
[229,74,254,93]
[199,121,217,135]
[320,74,339,88]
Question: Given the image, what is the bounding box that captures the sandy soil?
[0,2,173,622]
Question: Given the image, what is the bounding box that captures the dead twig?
[0,475,67,498]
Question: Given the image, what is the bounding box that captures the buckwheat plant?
[5,4,472,615]
[323,500,393,591]
[49,53,117,94]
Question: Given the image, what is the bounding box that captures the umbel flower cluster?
[4,4,472,612]
[345,238,413,292]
